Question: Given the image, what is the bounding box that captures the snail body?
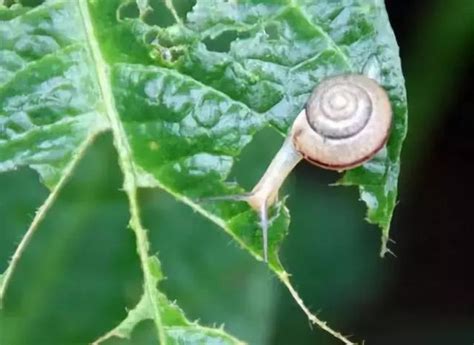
[210,74,392,262]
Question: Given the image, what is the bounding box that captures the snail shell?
[291,74,392,170]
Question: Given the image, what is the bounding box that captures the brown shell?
[291,74,392,171]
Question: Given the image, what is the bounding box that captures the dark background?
[0,0,473,344]
[360,0,474,343]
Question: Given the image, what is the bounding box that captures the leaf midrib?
[76,0,166,343]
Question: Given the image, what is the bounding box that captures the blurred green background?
[1,0,473,344]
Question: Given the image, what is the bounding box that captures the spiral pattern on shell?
[306,79,373,140]
[291,74,392,170]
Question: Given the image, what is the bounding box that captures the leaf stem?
[77,1,166,343]
[279,273,356,345]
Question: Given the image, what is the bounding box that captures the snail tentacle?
[259,201,269,262]
[246,136,302,261]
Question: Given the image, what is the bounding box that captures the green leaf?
[0,0,407,344]
[93,257,244,345]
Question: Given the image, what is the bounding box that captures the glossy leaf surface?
[0,0,407,343]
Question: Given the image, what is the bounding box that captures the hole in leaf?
[172,0,196,21]
[203,30,250,53]
[143,0,176,28]
[117,1,140,20]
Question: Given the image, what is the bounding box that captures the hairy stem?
[279,272,356,345]
[0,133,100,306]
[77,1,166,343]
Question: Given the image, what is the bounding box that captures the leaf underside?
[0,0,407,344]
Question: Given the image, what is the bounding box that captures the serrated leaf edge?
[135,168,357,345]
[0,126,106,306]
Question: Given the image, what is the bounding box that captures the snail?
[208,74,392,262]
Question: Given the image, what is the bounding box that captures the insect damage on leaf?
[0,0,407,344]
